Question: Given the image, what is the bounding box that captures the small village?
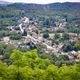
[0,16,80,63]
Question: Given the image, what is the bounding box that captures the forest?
[0,49,80,80]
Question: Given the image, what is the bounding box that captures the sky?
[1,0,80,4]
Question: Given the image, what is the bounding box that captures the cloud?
[1,0,80,4]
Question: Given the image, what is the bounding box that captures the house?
[2,37,10,44]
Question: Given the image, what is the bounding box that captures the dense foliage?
[0,2,80,29]
[0,49,80,80]
[10,34,22,40]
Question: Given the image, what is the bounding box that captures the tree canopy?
[0,49,80,80]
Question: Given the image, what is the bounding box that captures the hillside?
[5,2,80,10]
[0,2,80,80]
[0,2,80,29]
[0,2,79,10]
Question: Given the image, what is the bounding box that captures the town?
[0,16,80,64]
[0,1,80,80]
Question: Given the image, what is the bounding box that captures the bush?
[10,34,22,40]
[62,33,70,40]
[43,32,49,38]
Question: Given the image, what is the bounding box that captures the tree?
[0,42,16,63]
[0,61,8,80]
[75,40,80,50]
[43,32,49,38]
[62,33,70,40]
[10,34,22,40]
[54,33,60,40]
[0,49,80,80]
[63,41,79,52]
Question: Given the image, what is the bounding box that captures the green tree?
[43,32,49,38]
[0,49,80,80]
[54,33,60,40]
[10,34,22,40]
[62,33,70,40]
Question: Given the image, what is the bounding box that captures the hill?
[0,2,80,26]
[6,2,80,10]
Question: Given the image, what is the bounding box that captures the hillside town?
[0,2,80,79]
[0,16,80,63]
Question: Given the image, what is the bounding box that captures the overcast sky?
[1,0,80,4]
